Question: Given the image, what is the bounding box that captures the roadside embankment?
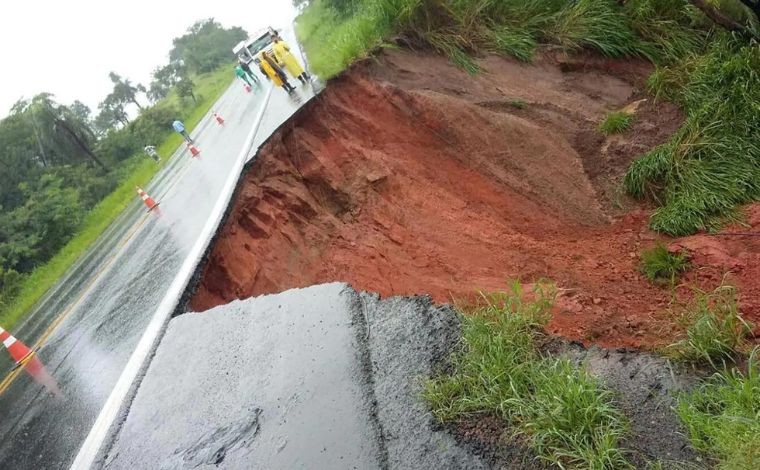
[189,49,760,349]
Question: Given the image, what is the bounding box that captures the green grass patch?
[295,0,392,79]
[0,66,233,330]
[667,284,753,367]
[599,111,634,135]
[639,241,689,285]
[676,348,760,469]
[424,282,632,469]
[509,99,528,109]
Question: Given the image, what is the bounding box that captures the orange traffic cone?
[186,142,200,157]
[136,186,160,211]
[213,112,225,126]
[244,84,252,93]
[0,326,34,365]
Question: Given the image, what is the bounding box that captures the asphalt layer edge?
[173,86,326,317]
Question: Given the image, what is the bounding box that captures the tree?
[13,94,106,171]
[148,63,185,102]
[169,19,247,74]
[108,72,146,110]
[0,175,84,272]
[292,0,310,10]
[176,77,197,103]
[70,100,92,124]
[95,95,130,132]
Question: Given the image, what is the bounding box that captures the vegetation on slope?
[296,0,760,235]
[424,283,632,469]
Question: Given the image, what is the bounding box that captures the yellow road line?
[0,213,153,395]
[1,125,206,395]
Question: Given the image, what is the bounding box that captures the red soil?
[191,49,760,349]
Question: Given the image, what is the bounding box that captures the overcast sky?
[0,0,296,117]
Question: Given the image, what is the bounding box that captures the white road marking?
[70,84,274,470]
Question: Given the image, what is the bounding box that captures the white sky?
[0,0,296,118]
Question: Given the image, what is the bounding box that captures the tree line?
[0,19,247,308]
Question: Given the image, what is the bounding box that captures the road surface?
[0,30,317,468]
[103,284,486,469]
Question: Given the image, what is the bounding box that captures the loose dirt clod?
[190,49,760,348]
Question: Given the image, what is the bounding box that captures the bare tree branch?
[689,0,748,32]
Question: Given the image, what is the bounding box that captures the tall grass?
[296,0,653,78]
[676,348,760,469]
[0,66,233,330]
[423,282,632,469]
[624,34,760,235]
[667,284,753,366]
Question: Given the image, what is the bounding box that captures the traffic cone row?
[136,186,160,211]
[0,326,34,365]
[135,106,225,212]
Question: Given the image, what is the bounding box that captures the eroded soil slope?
[191,49,760,348]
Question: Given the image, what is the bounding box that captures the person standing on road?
[235,64,255,88]
[272,38,311,84]
[172,120,192,143]
[258,52,295,94]
[239,60,260,86]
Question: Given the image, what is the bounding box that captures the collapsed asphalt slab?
[103,283,487,469]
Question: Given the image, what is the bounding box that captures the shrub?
[639,241,689,285]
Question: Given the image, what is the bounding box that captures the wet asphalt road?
[103,284,486,469]
[0,30,317,468]
[106,284,382,469]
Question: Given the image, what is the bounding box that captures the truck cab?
[233,28,279,64]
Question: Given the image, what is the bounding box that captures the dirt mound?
[190,49,760,348]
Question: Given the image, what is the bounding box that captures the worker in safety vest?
[272,38,311,84]
[258,51,295,94]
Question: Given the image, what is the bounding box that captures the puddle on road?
[178,408,262,467]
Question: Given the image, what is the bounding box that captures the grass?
[623,34,760,235]
[423,282,632,469]
[639,241,690,285]
[295,0,654,79]
[666,284,753,367]
[295,0,392,79]
[509,99,528,109]
[676,348,760,469]
[0,65,233,330]
[599,111,634,135]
